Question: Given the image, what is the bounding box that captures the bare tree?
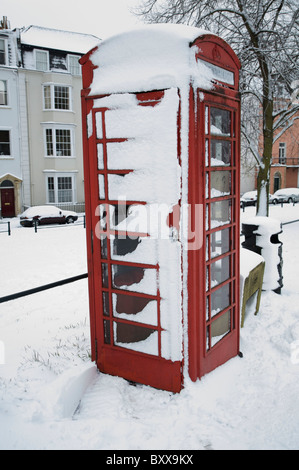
[135,0,299,215]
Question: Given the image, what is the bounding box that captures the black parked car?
[20,205,78,227]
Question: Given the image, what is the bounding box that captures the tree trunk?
[256,76,274,216]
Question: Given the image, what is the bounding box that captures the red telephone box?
[80,25,241,392]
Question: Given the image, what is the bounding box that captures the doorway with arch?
[0,178,15,218]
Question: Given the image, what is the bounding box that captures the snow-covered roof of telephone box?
[20,25,101,55]
[85,23,224,95]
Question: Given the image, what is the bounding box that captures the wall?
[23,65,85,207]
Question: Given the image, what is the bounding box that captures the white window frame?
[279,142,286,164]
[44,171,77,204]
[34,49,49,72]
[43,83,72,111]
[42,123,76,158]
[67,54,81,75]
[0,38,8,66]
[0,79,8,106]
[0,127,13,158]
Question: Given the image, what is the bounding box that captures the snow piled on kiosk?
[86,25,216,365]
[89,24,214,95]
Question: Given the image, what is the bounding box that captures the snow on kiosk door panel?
[80,25,241,392]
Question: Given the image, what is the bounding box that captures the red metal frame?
[80,34,241,392]
[187,37,241,378]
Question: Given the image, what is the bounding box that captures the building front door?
[1,183,15,218]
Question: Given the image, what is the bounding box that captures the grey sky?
[1,0,143,39]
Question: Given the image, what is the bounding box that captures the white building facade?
[19,25,100,212]
[0,24,23,217]
[0,19,100,217]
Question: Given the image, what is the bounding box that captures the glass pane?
[56,129,71,156]
[113,322,158,355]
[47,176,55,203]
[113,293,157,325]
[205,172,209,198]
[210,108,231,136]
[36,50,48,71]
[68,55,80,75]
[100,234,108,259]
[103,320,111,344]
[0,39,5,65]
[210,256,230,288]
[96,112,103,139]
[205,139,209,166]
[205,106,209,134]
[107,141,130,170]
[210,228,230,258]
[113,235,140,257]
[206,297,210,321]
[205,205,209,231]
[57,176,72,203]
[101,263,109,288]
[43,85,51,109]
[111,235,158,265]
[98,174,105,200]
[46,129,53,155]
[112,264,157,295]
[54,86,69,110]
[210,171,231,198]
[112,264,145,288]
[110,204,149,235]
[211,283,230,317]
[210,311,231,347]
[210,200,231,229]
[114,293,153,315]
[211,140,231,166]
[0,80,7,105]
[97,144,104,169]
[206,326,210,351]
[0,130,10,155]
[111,203,131,227]
[102,292,110,317]
[97,204,108,230]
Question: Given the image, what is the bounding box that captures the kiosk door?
[195,93,240,378]
[84,95,183,393]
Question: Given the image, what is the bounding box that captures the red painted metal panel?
[98,347,182,393]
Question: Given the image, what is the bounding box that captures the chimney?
[0,16,11,30]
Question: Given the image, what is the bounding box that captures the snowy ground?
[0,204,299,450]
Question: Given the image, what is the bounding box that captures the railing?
[0,214,85,235]
[272,157,299,166]
[0,273,88,304]
[31,214,86,232]
[0,221,11,236]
